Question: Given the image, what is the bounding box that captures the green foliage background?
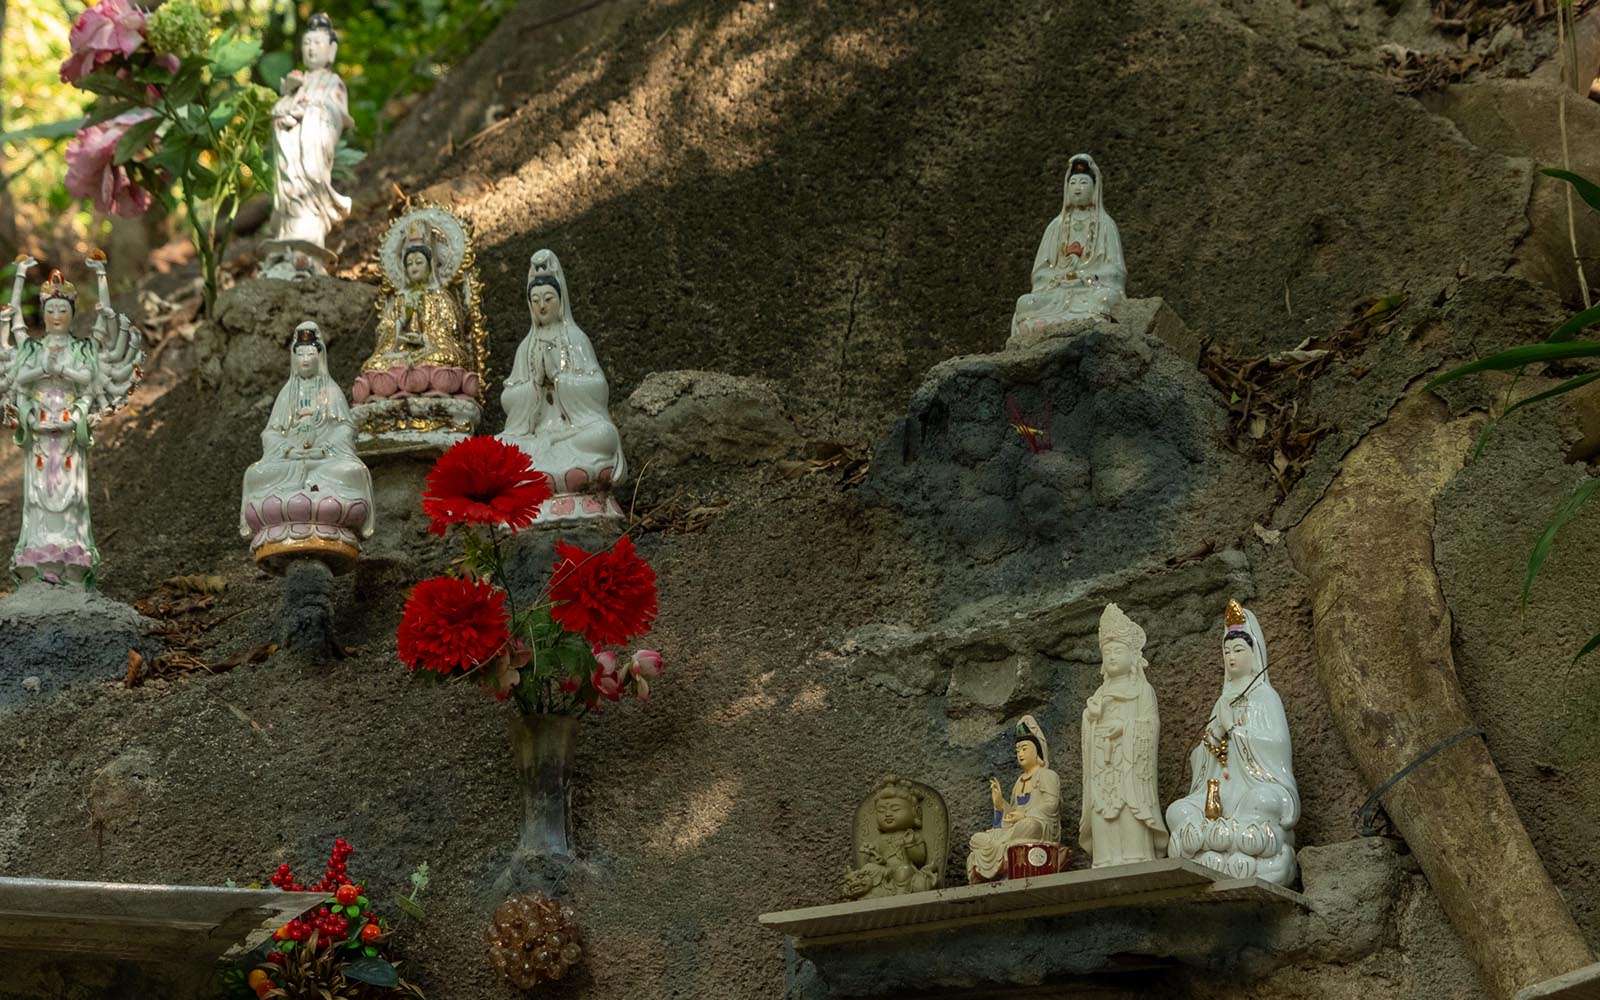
[0,0,517,251]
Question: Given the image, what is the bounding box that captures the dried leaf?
[164,573,226,595]
[124,650,143,688]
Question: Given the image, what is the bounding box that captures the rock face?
[199,276,379,398]
[864,306,1271,607]
[0,585,157,708]
[620,370,800,466]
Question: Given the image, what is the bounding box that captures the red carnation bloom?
[547,536,659,647]
[421,437,553,534]
[397,576,510,675]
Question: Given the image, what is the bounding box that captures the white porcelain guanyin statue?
[497,249,626,523]
[0,252,143,587]
[1166,600,1300,885]
[261,13,352,279]
[241,322,374,574]
[1010,154,1126,341]
[966,715,1062,883]
[1080,603,1168,868]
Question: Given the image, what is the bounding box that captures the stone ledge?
[760,858,1306,949]
[1518,962,1600,1000]
[0,876,319,963]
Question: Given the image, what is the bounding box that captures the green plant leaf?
[113,116,162,165]
[1501,371,1600,420]
[1427,340,1600,390]
[394,895,425,921]
[344,956,399,987]
[79,73,148,102]
[1574,631,1600,662]
[209,34,263,78]
[167,67,205,108]
[0,117,86,144]
[1548,304,1600,342]
[1523,476,1600,605]
[1544,168,1600,216]
[259,51,294,90]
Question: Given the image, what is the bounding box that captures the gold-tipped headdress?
[1224,599,1248,629]
[1098,602,1145,650]
[38,269,76,307]
[401,220,435,264]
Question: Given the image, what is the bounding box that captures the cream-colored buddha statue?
[966,716,1062,883]
[350,205,487,455]
[497,249,627,524]
[841,776,948,900]
[1166,600,1300,885]
[1011,153,1126,342]
[1080,603,1168,868]
[242,321,374,573]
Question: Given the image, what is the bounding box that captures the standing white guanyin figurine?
[1166,599,1300,885]
[1011,154,1126,340]
[497,249,626,523]
[241,322,374,574]
[0,252,143,587]
[966,715,1063,883]
[1080,603,1168,868]
[261,13,352,278]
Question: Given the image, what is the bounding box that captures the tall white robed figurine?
[262,13,352,277]
[1166,599,1300,885]
[1011,153,1126,340]
[497,249,627,523]
[1080,603,1168,868]
[241,321,374,573]
[0,253,142,587]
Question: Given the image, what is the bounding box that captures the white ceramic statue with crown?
[1010,153,1126,343]
[0,253,143,587]
[498,249,627,523]
[260,12,353,281]
[242,321,375,573]
[350,205,488,455]
[1166,599,1301,885]
[966,715,1064,883]
[1080,603,1168,868]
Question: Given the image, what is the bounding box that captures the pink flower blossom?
[630,649,663,679]
[60,0,149,85]
[65,110,158,218]
[486,644,531,701]
[591,651,625,702]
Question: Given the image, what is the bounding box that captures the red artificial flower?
[396,576,510,675]
[421,437,553,534]
[547,536,659,647]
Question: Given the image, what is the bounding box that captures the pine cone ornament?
[486,892,583,989]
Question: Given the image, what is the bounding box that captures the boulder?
[620,370,800,466]
[198,276,379,397]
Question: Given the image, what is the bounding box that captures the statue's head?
[1066,158,1096,209]
[1014,734,1043,769]
[403,248,432,286]
[38,270,76,333]
[872,779,923,834]
[1098,603,1146,680]
[301,13,337,70]
[1221,599,1260,682]
[291,321,324,377]
[527,273,562,328]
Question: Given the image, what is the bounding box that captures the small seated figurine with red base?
[966,715,1065,883]
[241,321,374,574]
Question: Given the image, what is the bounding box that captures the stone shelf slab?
[0,875,322,964]
[1518,962,1600,1000]
[759,858,1308,948]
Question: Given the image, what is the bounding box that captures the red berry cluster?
[270,837,355,893]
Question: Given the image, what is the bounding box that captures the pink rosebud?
[590,658,625,702]
[65,109,158,218]
[60,0,149,85]
[630,649,663,679]
[593,650,620,676]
